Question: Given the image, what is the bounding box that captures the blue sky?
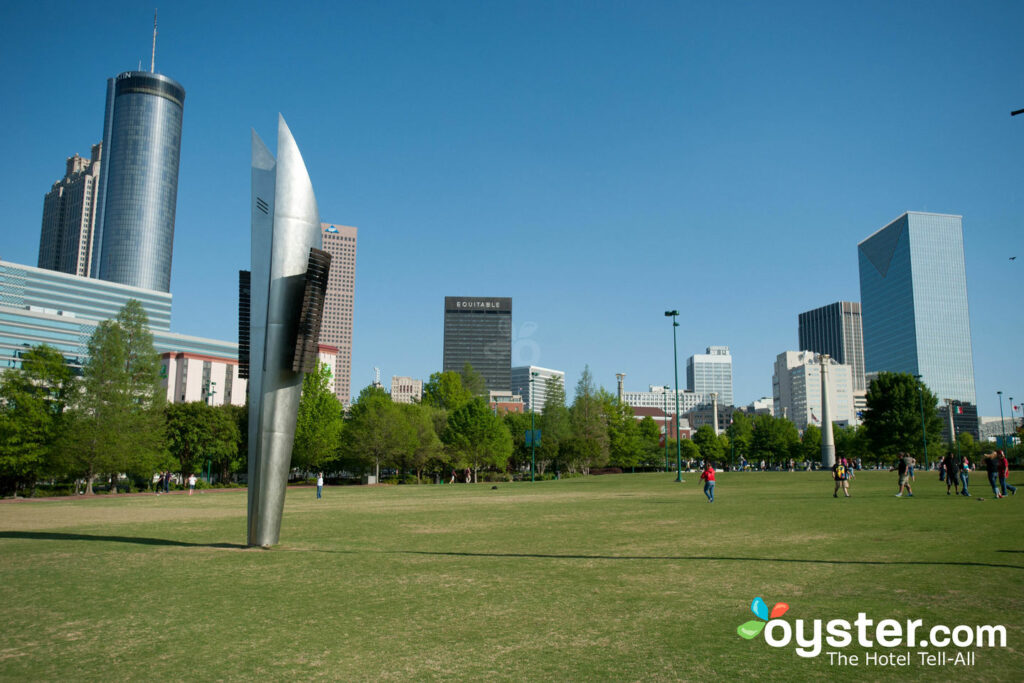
[1,1,1021,416]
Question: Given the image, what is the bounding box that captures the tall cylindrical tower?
[92,71,185,292]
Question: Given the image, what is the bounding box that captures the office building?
[798,301,866,393]
[161,352,246,406]
[488,391,524,415]
[686,346,733,406]
[442,296,511,392]
[92,71,185,292]
[510,365,565,413]
[858,212,976,405]
[319,223,357,405]
[391,376,423,404]
[38,144,102,277]
[772,351,857,432]
[623,385,707,417]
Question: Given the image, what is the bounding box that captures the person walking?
[959,455,972,497]
[943,452,959,495]
[832,458,850,497]
[187,473,197,496]
[163,471,171,493]
[316,472,324,500]
[983,451,1003,498]
[894,453,914,497]
[449,469,456,484]
[700,462,716,502]
[998,450,1016,497]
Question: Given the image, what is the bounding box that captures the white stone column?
[820,354,835,468]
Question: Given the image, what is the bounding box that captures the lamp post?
[998,391,1008,451]
[530,371,539,482]
[663,386,670,472]
[665,310,682,482]
[913,375,928,469]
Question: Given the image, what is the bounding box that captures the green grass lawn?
[1,471,1022,681]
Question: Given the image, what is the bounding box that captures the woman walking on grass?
[700,462,716,503]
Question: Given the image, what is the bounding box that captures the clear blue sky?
[1,1,1021,417]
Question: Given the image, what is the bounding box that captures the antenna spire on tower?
[150,9,158,73]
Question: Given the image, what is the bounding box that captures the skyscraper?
[443,296,511,392]
[686,346,733,406]
[510,365,565,414]
[92,71,185,292]
[798,301,866,393]
[319,223,357,405]
[772,351,857,431]
[858,212,976,404]
[38,144,102,277]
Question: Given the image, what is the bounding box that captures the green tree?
[165,402,240,481]
[863,372,943,465]
[677,438,701,467]
[292,362,344,473]
[396,402,445,482]
[726,411,753,463]
[637,416,662,467]
[605,393,642,471]
[422,371,472,411]
[801,424,821,463]
[459,363,487,398]
[537,377,569,475]
[504,411,533,473]
[692,424,725,464]
[0,345,73,496]
[341,385,407,480]
[749,414,800,468]
[833,424,867,465]
[214,404,247,482]
[565,366,608,474]
[443,398,513,481]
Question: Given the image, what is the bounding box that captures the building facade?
[686,346,733,407]
[488,390,524,415]
[623,385,707,417]
[772,350,857,432]
[92,71,185,292]
[38,144,102,278]
[161,352,247,406]
[858,212,976,405]
[798,301,866,393]
[391,376,423,404]
[510,365,565,414]
[319,223,357,405]
[442,296,511,393]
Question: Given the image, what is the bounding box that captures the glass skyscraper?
[858,212,976,404]
[686,346,733,406]
[798,301,866,393]
[443,296,512,392]
[92,71,185,292]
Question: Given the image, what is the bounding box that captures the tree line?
[2,301,1019,497]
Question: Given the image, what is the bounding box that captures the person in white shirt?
[188,473,197,496]
[316,473,324,499]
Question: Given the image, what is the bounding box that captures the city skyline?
[1,2,1020,414]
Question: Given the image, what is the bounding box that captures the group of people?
[897,449,1016,499]
[154,472,199,495]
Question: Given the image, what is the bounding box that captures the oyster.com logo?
[737,596,789,640]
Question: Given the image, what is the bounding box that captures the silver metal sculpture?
[247,115,322,547]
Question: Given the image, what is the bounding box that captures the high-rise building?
[686,346,733,406]
[38,144,102,277]
[391,376,423,404]
[858,212,976,404]
[798,301,866,393]
[319,223,357,405]
[772,351,857,431]
[623,385,707,417]
[510,365,565,414]
[92,71,185,292]
[442,296,511,392]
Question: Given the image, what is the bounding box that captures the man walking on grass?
[832,457,850,497]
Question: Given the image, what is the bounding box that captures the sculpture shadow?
[0,531,247,549]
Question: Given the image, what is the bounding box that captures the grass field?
[1,470,1022,681]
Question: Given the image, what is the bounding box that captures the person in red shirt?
[998,451,1017,497]
[700,462,716,503]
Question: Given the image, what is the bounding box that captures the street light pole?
[998,391,1008,451]
[663,386,670,472]
[530,371,538,482]
[665,310,682,482]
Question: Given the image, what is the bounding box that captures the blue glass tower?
[858,212,976,404]
[92,71,185,292]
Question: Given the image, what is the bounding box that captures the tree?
[566,366,608,474]
[459,363,487,398]
[726,411,753,463]
[165,402,240,480]
[422,371,472,411]
[637,416,663,468]
[341,385,407,480]
[397,403,445,482]
[537,377,570,475]
[214,404,247,483]
[833,424,867,464]
[863,372,943,465]
[749,414,800,467]
[504,411,533,473]
[443,398,513,481]
[801,425,821,463]
[0,345,73,496]
[692,424,725,464]
[605,393,642,471]
[292,362,344,473]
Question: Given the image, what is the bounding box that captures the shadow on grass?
[0,531,247,549]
